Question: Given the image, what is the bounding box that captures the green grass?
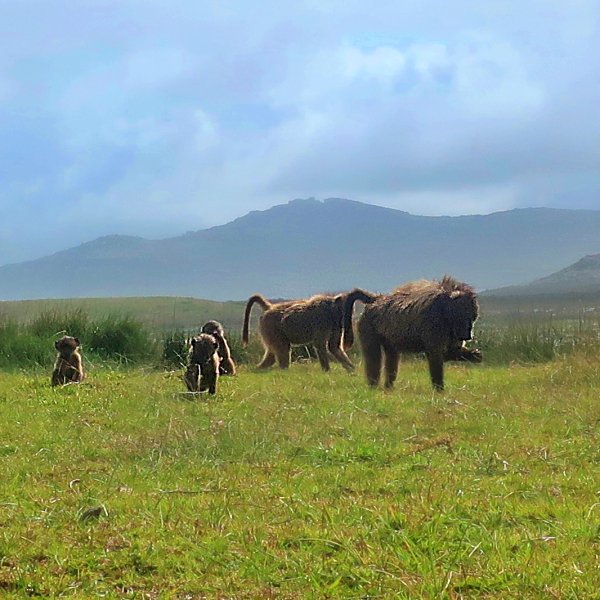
[1,356,599,598]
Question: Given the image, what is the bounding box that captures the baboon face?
[54,336,80,354]
[191,334,219,363]
[445,294,479,341]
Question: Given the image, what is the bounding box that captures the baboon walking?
[201,320,236,375]
[184,333,220,394]
[242,290,371,372]
[51,336,85,386]
[348,277,480,391]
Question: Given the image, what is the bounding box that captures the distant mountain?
[2,198,600,301]
[485,254,600,296]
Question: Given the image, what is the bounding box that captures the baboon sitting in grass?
[184,333,220,394]
[201,320,236,375]
[347,276,480,391]
[51,336,85,386]
[242,290,371,372]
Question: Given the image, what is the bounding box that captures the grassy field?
[4,291,600,331]
[1,355,599,598]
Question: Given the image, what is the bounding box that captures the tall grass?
[0,312,156,369]
[476,317,600,364]
[3,307,600,370]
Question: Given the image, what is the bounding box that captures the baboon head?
[54,336,80,355]
[441,279,479,341]
[190,333,219,364]
[201,320,225,337]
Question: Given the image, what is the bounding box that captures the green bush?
[162,330,189,367]
[0,319,54,368]
[88,315,157,364]
[28,308,90,338]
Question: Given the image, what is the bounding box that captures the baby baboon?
[51,336,85,386]
[445,340,483,364]
[242,290,370,372]
[184,333,220,394]
[355,276,480,391]
[200,320,236,375]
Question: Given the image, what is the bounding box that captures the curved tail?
[342,288,378,349]
[242,294,272,344]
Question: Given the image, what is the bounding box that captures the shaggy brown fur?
[242,290,371,372]
[356,276,480,391]
[51,336,85,386]
[184,333,220,394]
[201,320,237,375]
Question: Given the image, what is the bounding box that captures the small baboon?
[184,333,220,394]
[242,289,373,372]
[445,340,483,364]
[51,336,85,386]
[352,276,480,391]
[201,320,236,375]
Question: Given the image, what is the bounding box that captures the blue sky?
[1,0,599,263]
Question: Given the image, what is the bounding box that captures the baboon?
[184,333,220,394]
[201,320,236,375]
[350,276,480,391]
[445,340,483,364]
[51,336,85,386]
[242,290,372,372]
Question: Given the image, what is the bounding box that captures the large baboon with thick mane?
[347,276,480,391]
[51,336,85,387]
[242,290,371,372]
[184,333,220,394]
[201,320,236,376]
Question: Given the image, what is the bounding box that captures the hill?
[3,198,600,300]
[485,254,600,297]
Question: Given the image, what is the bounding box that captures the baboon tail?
[242,294,272,344]
[342,289,379,350]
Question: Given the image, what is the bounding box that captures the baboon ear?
[74,338,80,345]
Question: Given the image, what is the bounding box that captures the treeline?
[1,308,600,370]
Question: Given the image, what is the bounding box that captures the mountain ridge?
[2,198,600,301]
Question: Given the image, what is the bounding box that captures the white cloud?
[0,0,599,263]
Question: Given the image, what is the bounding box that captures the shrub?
[162,330,189,367]
[87,315,157,364]
[29,309,90,339]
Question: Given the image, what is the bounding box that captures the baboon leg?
[426,351,445,391]
[51,368,62,387]
[208,374,217,395]
[362,340,382,387]
[257,350,276,369]
[383,347,400,389]
[326,330,355,372]
[275,344,291,369]
[329,345,355,373]
[314,340,331,372]
[184,365,200,392]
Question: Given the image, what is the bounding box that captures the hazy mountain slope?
[2,198,600,300]
[485,254,600,296]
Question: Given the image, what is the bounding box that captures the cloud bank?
[0,0,599,262]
